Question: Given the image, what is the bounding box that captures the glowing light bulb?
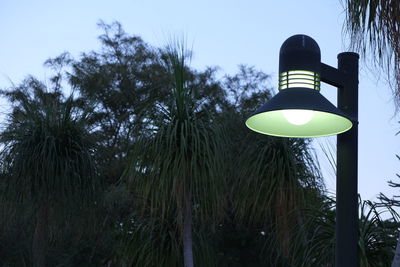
[283,110,314,125]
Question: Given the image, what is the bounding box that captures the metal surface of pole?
[336,52,359,267]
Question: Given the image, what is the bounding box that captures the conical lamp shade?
[245,88,353,137]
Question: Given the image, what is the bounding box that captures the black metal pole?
[336,52,359,267]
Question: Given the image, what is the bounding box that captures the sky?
[1,0,399,203]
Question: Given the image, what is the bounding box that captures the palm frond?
[343,0,400,104]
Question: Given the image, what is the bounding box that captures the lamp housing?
[245,35,353,137]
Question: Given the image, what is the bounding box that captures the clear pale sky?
[1,0,399,202]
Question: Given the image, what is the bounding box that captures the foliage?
[69,21,168,186]
[121,40,226,267]
[290,196,399,267]
[0,78,96,205]
[0,74,99,266]
[219,67,324,266]
[343,0,400,105]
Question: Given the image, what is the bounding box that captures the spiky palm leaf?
[343,0,400,104]
[358,199,397,267]
[289,196,398,267]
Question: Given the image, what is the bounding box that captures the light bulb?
[283,110,314,125]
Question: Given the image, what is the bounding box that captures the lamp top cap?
[280,34,320,56]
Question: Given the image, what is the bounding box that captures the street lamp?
[246,35,359,267]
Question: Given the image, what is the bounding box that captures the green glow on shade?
[245,109,353,137]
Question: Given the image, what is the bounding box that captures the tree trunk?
[392,234,400,267]
[32,203,49,267]
[183,195,194,267]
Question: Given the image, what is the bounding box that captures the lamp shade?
[245,88,353,137]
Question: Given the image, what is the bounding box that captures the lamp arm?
[320,62,347,88]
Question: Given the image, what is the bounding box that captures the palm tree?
[281,195,399,266]
[123,43,226,267]
[230,122,323,265]
[378,163,400,267]
[343,0,400,104]
[212,66,325,266]
[0,77,97,267]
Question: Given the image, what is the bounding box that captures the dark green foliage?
[0,79,96,205]
[216,66,323,266]
[121,41,226,267]
[285,196,399,267]
[0,75,99,266]
[358,199,397,267]
[69,21,169,185]
[0,200,33,266]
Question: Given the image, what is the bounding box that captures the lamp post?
[246,35,359,267]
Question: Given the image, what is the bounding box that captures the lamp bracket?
[320,62,347,88]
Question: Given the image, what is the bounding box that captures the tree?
[219,66,325,266]
[123,42,227,267]
[69,21,169,186]
[379,156,400,267]
[0,76,97,267]
[343,0,400,105]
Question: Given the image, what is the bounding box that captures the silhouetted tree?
[0,77,96,267]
